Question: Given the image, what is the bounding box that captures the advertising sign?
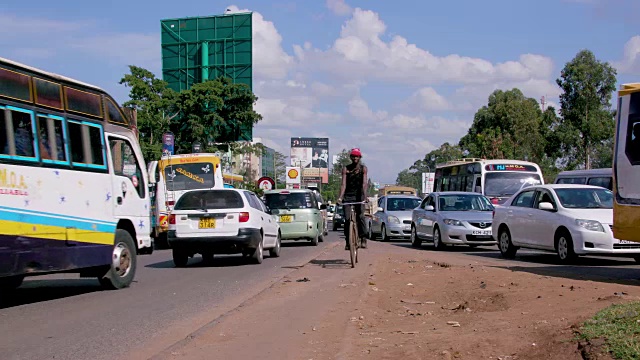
[162,132,175,155]
[285,167,301,185]
[422,172,435,194]
[257,176,275,191]
[290,137,329,183]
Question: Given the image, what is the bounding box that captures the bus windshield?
[164,162,215,191]
[484,172,542,197]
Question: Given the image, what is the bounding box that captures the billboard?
[422,172,435,194]
[160,13,253,141]
[290,137,329,183]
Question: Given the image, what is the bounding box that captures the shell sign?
[285,166,301,184]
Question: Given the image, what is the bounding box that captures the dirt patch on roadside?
[148,242,640,360]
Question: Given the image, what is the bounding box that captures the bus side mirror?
[425,205,435,211]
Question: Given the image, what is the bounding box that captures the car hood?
[562,208,612,224]
[387,210,413,220]
[437,210,494,222]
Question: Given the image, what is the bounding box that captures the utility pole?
[540,96,546,111]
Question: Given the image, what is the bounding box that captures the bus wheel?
[99,229,137,290]
[0,275,24,290]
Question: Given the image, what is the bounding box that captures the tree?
[274,151,287,188]
[395,142,463,192]
[173,78,262,154]
[556,49,617,169]
[459,88,545,162]
[119,66,177,160]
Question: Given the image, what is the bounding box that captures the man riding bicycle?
[337,148,369,250]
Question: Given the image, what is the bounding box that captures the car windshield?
[174,190,243,210]
[554,188,613,209]
[438,194,494,211]
[164,162,215,191]
[264,192,314,210]
[484,172,542,197]
[386,198,421,211]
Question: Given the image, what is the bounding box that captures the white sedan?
[492,184,640,263]
[167,189,281,266]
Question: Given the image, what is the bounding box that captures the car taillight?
[166,200,175,206]
[169,214,176,224]
[490,198,499,205]
[239,212,250,222]
[492,210,495,219]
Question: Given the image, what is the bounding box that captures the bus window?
[587,177,613,190]
[0,108,36,158]
[628,120,640,164]
[110,138,145,197]
[556,177,586,185]
[37,115,66,162]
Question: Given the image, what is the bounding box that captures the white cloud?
[226,5,293,80]
[614,35,640,75]
[401,87,450,112]
[348,96,388,121]
[326,0,352,16]
[297,8,556,87]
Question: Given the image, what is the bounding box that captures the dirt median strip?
[147,241,640,360]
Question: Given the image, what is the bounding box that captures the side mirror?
[320,204,327,210]
[538,202,555,211]
[377,207,384,212]
[425,205,435,211]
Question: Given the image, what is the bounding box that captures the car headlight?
[575,219,604,232]
[443,219,463,226]
[388,216,400,224]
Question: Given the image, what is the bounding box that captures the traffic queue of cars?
[335,180,640,264]
[167,188,327,267]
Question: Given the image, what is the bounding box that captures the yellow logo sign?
[0,168,28,196]
[175,167,204,184]
[287,169,299,179]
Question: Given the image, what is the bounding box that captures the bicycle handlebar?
[340,201,367,205]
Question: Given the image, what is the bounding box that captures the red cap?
[350,148,362,157]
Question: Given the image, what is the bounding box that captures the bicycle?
[341,201,366,268]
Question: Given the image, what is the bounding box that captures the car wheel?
[311,233,319,246]
[381,224,388,242]
[433,227,445,250]
[411,225,421,248]
[368,224,376,240]
[252,237,264,264]
[269,233,281,258]
[556,231,577,263]
[172,248,189,267]
[99,229,137,289]
[498,227,517,259]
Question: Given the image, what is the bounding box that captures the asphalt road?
[2,228,639,360]
[0,234,343,360]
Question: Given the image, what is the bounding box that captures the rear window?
[164,162,215,191]
[555,177,586,185]
[174,190,244,210]
[265,192,314,210]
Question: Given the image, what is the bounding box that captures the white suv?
[168,189,281,266]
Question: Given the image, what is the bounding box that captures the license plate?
[198,218,216,229]
[618,240,638,244]
[279,215,293,223]
[472,230,492,236]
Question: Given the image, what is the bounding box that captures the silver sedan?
[369,195,422,241]
[410,192,496,249]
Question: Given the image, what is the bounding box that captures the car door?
[372,196,385,233]
[530,189,558,250]
[244,191,276,247]
[506,189,537,245]
[413,197,428,237]
[252,192,279,244]
[423,195,437,238]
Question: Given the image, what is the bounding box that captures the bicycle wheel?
[349,216,357,268]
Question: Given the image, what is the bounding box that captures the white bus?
[147,153,224,247]
[434,158,544,204]
[0,57,151,290]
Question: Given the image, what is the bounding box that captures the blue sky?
[2,0,639,184]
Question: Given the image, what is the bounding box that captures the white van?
[554,168,612,190]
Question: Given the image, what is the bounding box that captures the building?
[227,137,275,182]
[261,146,276,180]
